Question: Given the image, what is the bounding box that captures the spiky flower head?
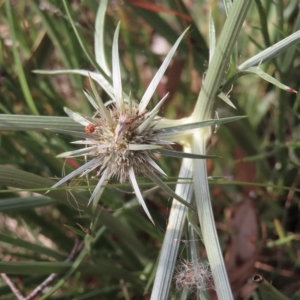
[48,24,211,223]
[55,81,171,224]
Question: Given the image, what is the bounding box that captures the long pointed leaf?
[147,171,196,212]
[0,114,81,131]
[155,116,247,136]
[209,10,216,64]
[155,148,219,159]
[238,30,300,71]
[46,128,87,138]
[137,93,169,134]
[64,107,90,126]
[90,169,109,208]
[34,69,115,100]
[88,75,113,122]
[57,146,98,158]
[0,165,89,208]
[218,92,236,109]
[129,167,154,224]
[112,22,124,112]
[51,158,101,189]
[243,67,297,93]
[94,0,110,76]
[138,27,189,112]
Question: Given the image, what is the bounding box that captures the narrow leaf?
[0,232,64,260]
[5,1,39,115]
[145,156,167,177]
[128,144,162,151]
[223,0,232,15]
[51,158,102,189]
[64,107,90,126]
[90,169,109,208]
[0,165,89,208]
[147,171,196,211]
[218,92,237,109]
[112,22,124,112]
[57,146,98,158]
[71,140,103,145]
[137,93,169,134]
[46,128,87,139]
[209,10,216,64]
[62,0,105,77]
[0,114,81,132]
[0,196,55,212]
[84,90,99,110]
[244,67,297,93]
[138,27,189,112]
[129,167,154,224]
[34,69,115,100]
[155,116,247,135]
[88,75,113,122]
[155,148,220,159]
[94,0,111,76]
[238,30,300,71]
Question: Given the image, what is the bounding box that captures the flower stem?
[192,136,232,299]
[150,156,194,300]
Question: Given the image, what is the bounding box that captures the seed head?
[174,259,213,292]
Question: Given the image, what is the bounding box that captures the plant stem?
[190,1,253,299]
[192,136,232,299]
[150,157,193,300]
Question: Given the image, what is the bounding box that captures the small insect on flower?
[85,123,96,134]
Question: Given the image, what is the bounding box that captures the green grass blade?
[94,0,110,76]
[4,0,39,115]
[0,196,55,211]
[243,67,297,93]
[0,232,65,260]
[238,30,300,71]
[155,148,219,159]
[0,114,81,131]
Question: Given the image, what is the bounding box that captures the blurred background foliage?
[0,0,300,299]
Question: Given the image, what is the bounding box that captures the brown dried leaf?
[225,198,260,298]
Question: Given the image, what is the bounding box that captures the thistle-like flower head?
[61,86,170,187]
[49,24,207,223]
